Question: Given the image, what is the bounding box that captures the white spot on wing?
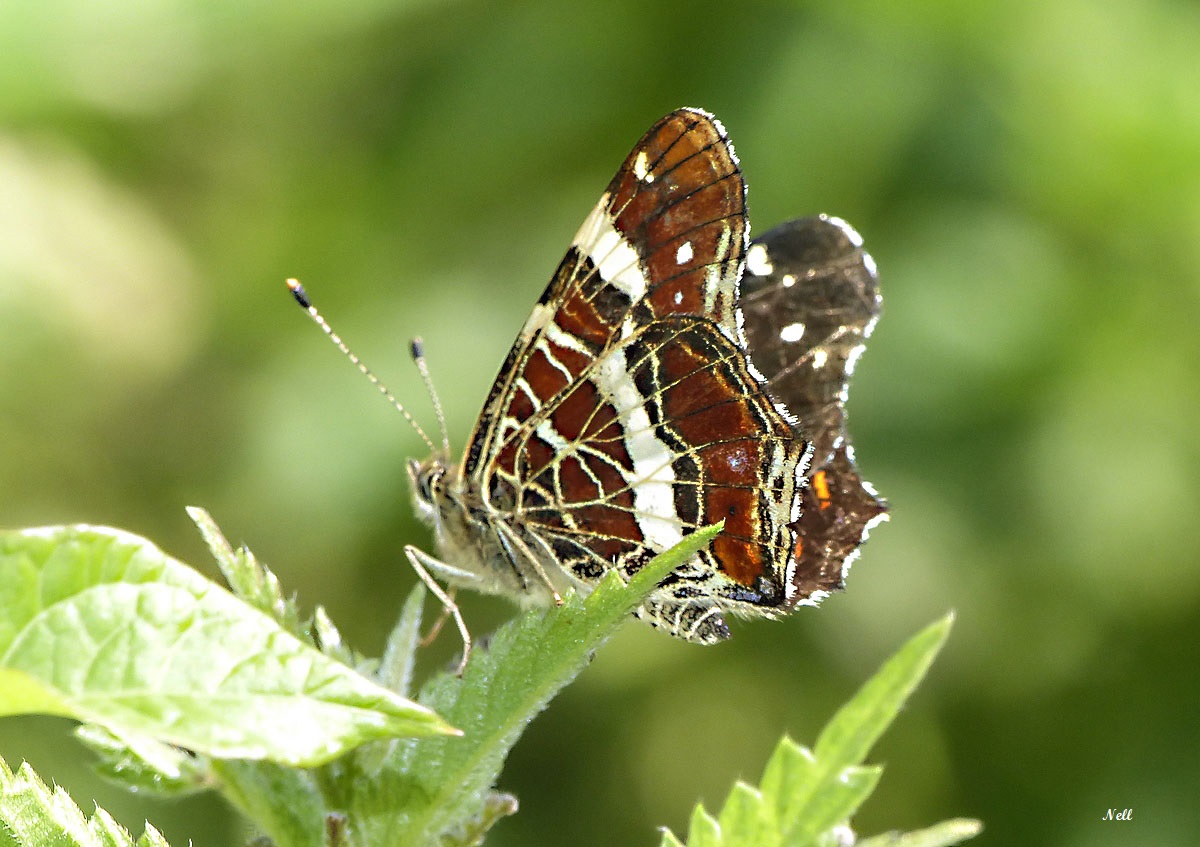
[781,274,796,288]
[544,317,591,355]
[521,301,554,339]
[812,348,828,369]
[634,150,654,182]
[535,418,570,453]
[514,377,539,411]
[746,242,773,276]
[675,240,694,265]
[574,203,647,303]
[572,195,608,247]
[705,223,735,317]
[780,322,805,343]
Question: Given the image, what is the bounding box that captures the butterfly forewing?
[457,108,808,642]
[466,108,749,471]
[596,109,745,332]
[741,215,887,606]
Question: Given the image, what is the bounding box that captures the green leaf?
[856,819,984,847]
[135,826,171,847]
[659,828,689,847]
[73,724,215,797]
[433,790,519,847]
[208,759,327,847]
[812,614,955,770]
[351,584,430,780]
[186,507,303,636]
[662,614,980,847]
[376,584,427,699]
[686,805,722,847]
[313,604,355,666]
[0,753,173,847]
[716,782,772,847]
[345,522,724,847]
[0,524,457,767]
[784,613,955,843]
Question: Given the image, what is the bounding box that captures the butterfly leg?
[418,586,457,647]
[494,520,563,605]
[404,544,472,676]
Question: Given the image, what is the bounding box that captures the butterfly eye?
[419,467,440,504]
[404,458,439,508]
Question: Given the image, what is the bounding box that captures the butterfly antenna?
[286,278,436,453]
[410,337,451,457]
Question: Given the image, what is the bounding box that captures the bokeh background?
[2,1,1197,845]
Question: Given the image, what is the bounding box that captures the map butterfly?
[292,108,884,659]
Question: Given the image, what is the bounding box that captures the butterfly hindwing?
[741,215,888,606]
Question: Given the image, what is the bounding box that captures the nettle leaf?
[0,525,457,768]
[855,819,986,847]
[0,754,171,847]
[660,614,982,847]
[186,506,303,636]
[338,523,726,847]
[72,723,215,797]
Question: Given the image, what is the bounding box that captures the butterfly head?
[407,455,451,526]
[406,452,538,599]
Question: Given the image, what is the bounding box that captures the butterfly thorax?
[406,455,574,605]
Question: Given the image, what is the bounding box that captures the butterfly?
[292,108,883,663]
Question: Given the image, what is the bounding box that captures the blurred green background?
[2,0,1197,845]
